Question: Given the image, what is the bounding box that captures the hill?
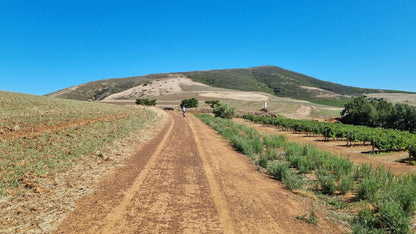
[47,65,410,102]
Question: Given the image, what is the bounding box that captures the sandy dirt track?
[56,112,344,233]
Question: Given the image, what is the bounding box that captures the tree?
[213,104,236,119]
[341,96,375,126]
[340,96,416,132]
[374,99,393,128]
[181,98,199,108]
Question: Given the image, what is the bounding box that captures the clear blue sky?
[1,0,415,95]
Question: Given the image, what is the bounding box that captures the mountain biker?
[182,105,186,117]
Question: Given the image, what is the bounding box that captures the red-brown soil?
[234,118,416,175]
[0,114,128,140]
[56,112,345,233]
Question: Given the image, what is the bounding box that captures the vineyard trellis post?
[372,139,375,154]
[409,144,412,165]
[347,132,350,147]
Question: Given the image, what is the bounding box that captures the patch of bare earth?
[234,118,416,175]
[0,106,168,233]
[366,93,416,107]
[56,112,345,233]
[103,75,210,100]
[300,86,345,99]
[0,114,128,140]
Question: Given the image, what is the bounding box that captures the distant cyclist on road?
[182,105,186,117]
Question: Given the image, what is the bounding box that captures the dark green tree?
[181,98,199,108]
[341,96,375,126]
[341,96,416,132]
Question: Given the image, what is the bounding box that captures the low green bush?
[357,175,380,202]
[339,175,354,194]
[263,134,287,149]
[230,135,254,157]
[267,161,290,180]
[135,98,157,106]
[316,169,336,195]
[257,152,269,168]
[282,169,303,191]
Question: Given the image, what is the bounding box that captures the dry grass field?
[0,90,167,232]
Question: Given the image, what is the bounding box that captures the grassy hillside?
[181,66,398,100]
[47,65,411,101]
[0,90,161,196]
[48,73,166,101]
[0,90,164,232]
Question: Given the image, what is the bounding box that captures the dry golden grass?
[0,91,168,233]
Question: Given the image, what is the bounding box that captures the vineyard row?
[243,115,416,156]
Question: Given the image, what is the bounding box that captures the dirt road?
[57,112,343,233]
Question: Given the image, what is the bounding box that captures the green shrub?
[282,169,303,191]
[377,199,411,234]
[382,181,416,217]
[333,158,354,179]
[181,98,199,108]
[339,175,354,194]
[257,152,269,168]
[354,191,414,233]
[265,148,278,161]
[267,161,290,180]
[352,208,378,234]
[284,142,303,161]
[316,169,336,195]
[135,98,157,106]
[263,134,287,149]
[213,104,236,119]
[354,164,373,181]
[292,155,312,174]
[357,176,380,202]
[249,137,264,154]
[230,135,254,157]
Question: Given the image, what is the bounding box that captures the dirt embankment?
[56,112,344,233]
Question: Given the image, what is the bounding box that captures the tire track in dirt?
[185,117,235,233]
[92,114,176,232]
[57,112,344,233]
[114,112,223,233]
